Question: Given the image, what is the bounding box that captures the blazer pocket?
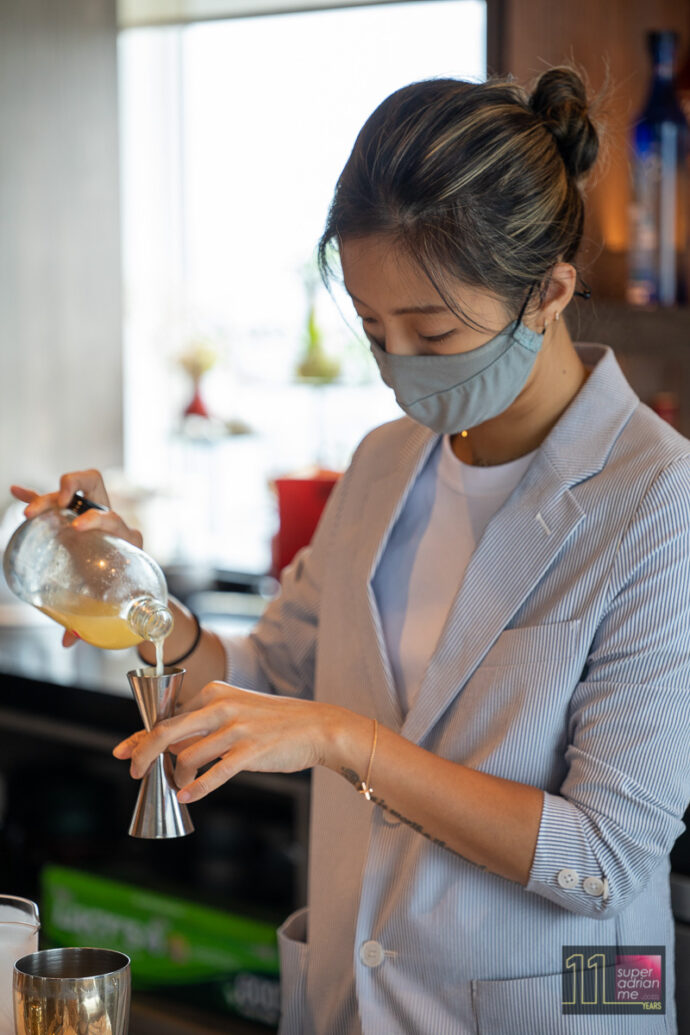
[472,970,669,1035]
[481,619,581,668]
[277,906,309,1035]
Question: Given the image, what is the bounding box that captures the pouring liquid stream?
[154,637,165,677]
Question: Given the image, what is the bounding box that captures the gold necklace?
[456,429,520,467]
[456,429,490,466]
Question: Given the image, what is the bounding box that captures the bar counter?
[0,603,308,1034]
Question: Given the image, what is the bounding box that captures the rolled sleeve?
[527,791,611,915]
[527,459,690,917]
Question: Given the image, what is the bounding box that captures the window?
[118,1,486,571]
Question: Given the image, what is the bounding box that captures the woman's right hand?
[10,469,144,647]
[10,469,143,549]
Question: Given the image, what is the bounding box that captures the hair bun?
[529,67,599,180]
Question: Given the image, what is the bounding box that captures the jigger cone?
[126,665,194,839]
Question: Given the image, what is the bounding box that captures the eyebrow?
[347,292,449,316]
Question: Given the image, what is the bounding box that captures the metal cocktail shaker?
[13,947,130,1035]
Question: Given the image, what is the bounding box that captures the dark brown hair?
[318,68,599,325]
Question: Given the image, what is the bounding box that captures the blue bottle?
[627,31,689,307]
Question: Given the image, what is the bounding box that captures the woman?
[14,69,690,1034]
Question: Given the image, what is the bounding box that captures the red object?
[184,379,210,418]
[651,391,680,429]
[271,471,341,575]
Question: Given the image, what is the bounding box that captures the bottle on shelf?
[651,390,680,430]
[627,31,689,308]
[675,40,690,125]
[2,494,173,650]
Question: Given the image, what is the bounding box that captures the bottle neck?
[643,32,683,116]
[650,39,675,83]
[127,597,174,643]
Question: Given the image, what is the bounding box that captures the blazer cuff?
[526,791,611,916]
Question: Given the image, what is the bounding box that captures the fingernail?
[178,790,191,802]
[130,765,140,779]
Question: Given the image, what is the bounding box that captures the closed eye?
[358,316,457,350]
[420,330,457,344]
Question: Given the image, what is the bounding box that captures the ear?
[523,264,577,332]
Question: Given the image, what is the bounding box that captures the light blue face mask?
[369,319,544,434]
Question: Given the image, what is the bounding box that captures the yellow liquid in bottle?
[39,598,143,650]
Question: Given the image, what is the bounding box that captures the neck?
[451,323,589,467]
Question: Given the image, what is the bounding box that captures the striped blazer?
[222,344,690,1035]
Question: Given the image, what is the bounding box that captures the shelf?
[567,299,690,436]
[569,299,690,354]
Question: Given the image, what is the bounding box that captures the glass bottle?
[2,494,173,649]
[676,40,690,125]
[627,31,689,307]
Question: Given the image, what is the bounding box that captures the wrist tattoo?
[341,767,361,788]
[338,767,485,869]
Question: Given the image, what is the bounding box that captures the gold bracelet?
[358,718,378,801]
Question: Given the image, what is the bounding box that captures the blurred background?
[2,0,487,575]
[2,0,689,578]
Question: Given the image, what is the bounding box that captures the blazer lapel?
[351,422,438,732]
[401,450,584,744]
[401,344,639,745]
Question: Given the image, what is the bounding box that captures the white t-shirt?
[372,434,536,714]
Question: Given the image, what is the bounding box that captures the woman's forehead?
[339,236,508,322]
[341,236,446,302]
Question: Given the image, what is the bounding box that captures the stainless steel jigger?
[126,665,194,838]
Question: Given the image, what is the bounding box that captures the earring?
[555,311,560,322]
[542,319,549,333]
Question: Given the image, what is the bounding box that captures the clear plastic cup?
[0,896,39,1035]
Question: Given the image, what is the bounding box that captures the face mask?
[369,319,544,433]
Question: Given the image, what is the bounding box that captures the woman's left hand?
[112,682,356,803]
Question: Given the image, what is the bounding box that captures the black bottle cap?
[68,492,109,515]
